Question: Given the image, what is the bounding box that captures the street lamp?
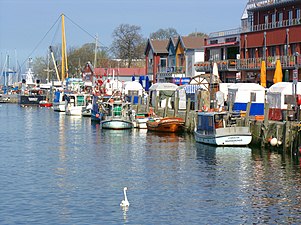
[293,52,299,120]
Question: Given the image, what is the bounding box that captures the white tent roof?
[123,81,143,91]
[228,83,265,91]
[267,82,301,94]
[149,82,178,91]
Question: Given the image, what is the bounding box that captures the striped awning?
[184,85,204,94]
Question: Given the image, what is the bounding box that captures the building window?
[278,12,283,27]
[269,46,276,57]
[297,8,301,24]
[288,10,293,25]
[264,15,269,29]
[249,48,256,58]
[272,13,276,28]
[248,13,254,31]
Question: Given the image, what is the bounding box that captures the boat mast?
[94,34,98,68]
[61,13,68,81]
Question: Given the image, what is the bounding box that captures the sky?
[0,0,247,71]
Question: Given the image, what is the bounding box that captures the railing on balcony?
[247,0,296,10]
[157,66,185,74]
[195,55,301,72]
[194,59,238,72]
[243,18,301,33]
[209,28,242,38]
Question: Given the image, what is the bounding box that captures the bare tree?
[188,32,208,38]
[111,24,145,68]
[150,28,179,40]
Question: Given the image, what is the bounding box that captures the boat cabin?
[196,112,227,134]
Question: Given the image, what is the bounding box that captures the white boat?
[65,93,92,116]
[53,91,66,112]
[194,111,252,146]
[100,100,134,129]
[133,113,151,129]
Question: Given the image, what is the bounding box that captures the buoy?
[96,113,99,118]
[270,137,278,146]
[277,141,282,146]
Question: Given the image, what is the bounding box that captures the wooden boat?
[100,100,134,130]
[194,111,252,146]
[146,117,185,133]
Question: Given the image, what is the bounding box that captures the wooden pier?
[132,95,300,154]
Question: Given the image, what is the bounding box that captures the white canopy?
[267,82,301,95]
[267,82,301,109]
[123,81,143,95]
[228,83,266,103]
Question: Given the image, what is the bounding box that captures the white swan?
[120,187,130,207]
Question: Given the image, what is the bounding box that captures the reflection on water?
[0,104,301,224]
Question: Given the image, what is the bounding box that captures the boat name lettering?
[28,98,38,101]
[225,139,243,142]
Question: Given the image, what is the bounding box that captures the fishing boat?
[19,58,47,106]
[194,111,252,146]
[100,100,134,129]
[146,117,185,133]
[65,93,92,116]
[19,89,47,107]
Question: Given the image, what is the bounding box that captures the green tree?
[150,28,179,39]
[111,24,145,68]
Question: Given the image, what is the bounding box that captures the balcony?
[157,66,185,74]
[238,55,301,70]
[195,55,301,72]
[209,28,241,38]
[194,60,238,72]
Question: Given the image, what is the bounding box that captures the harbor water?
[0,104,301,224]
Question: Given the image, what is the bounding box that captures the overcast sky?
[0,0,247,70]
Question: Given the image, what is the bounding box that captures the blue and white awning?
[184,85,204,94]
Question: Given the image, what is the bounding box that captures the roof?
[145,38,169,55]
[177,36,205,50]
[167,36,179,51]
[267,82,301,94]
[150,39,169,53]
[149,82,178,91]
[94,68,146,77]
[123,81,143,91]
[228,83,265,91]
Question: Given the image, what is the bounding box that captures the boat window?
[77,96,85,106]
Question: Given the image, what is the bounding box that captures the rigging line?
[51,21,61,46]
[64,14,106,48]
[18,15,62,74]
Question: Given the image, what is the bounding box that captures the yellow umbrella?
[273,59,283,84]
[260,60,266,88]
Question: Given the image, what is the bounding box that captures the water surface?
[0,104,300,224]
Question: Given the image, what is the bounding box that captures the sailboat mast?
[94,34,98,68]
[61,14,68,81]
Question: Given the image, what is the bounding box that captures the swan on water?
[120,187,130,207]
